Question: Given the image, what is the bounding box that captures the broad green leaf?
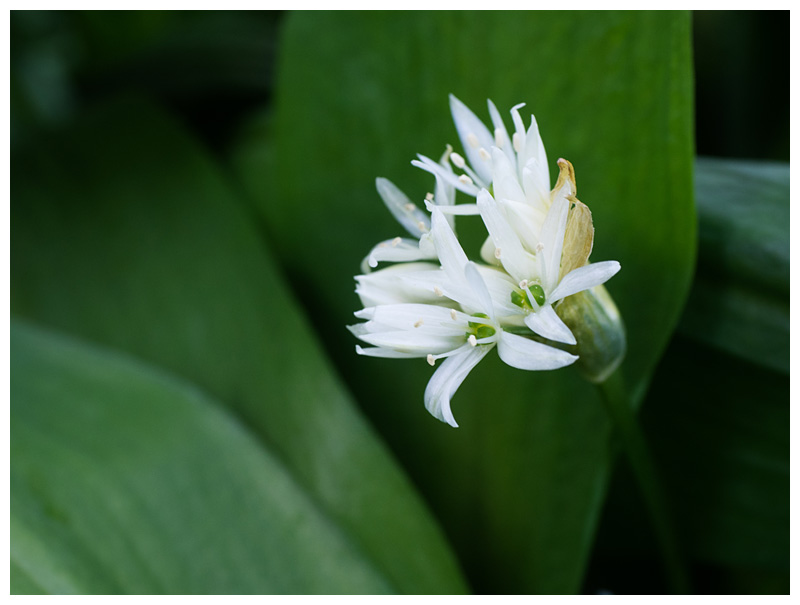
[11,320,394,594]
[11,97,466,594]
[679,157,789,373]
[233,11,695,593]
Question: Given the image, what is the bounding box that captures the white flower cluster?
[349,95,621,427]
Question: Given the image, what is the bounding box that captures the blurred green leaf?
[12,320,399,594]
[588,335,789,594]
[11,97,466,594]
[234,11,695,593]
[680,157,789,373]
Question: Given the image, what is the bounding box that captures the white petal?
[356,329,464,354]
[464,262,496,322]
[355,262,444,307]
[430,208,469,286]
[501,198,545,252]
[361,238,435,273]
[355,345,423,359]
[424,200,480,215]
[476,189,537,283]
[497,331,578,370]
[359,303,468,336]
[376,177,430,237]
[412,156,479,196]
[491,147,526,203]
[433,173,456,230]
[538,192,570,292]
[449,94,494,185]
[523,114,549,190]
[522,160,551,211]
[549,261,621,303]
[487,99,515,167]
[424,345,491,427]
[524,304,577,345]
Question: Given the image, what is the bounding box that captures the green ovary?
[510,283,545,309]
[466,313,496,340]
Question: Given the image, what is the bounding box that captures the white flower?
[476,160,621,345]
[350,259,577,427]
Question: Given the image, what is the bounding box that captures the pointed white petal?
[476,189,537,283]
[433,173,456,230]
[464,262,496,322]
[479,235,501,267]
[524,304,577,345]
[523,114,549,189]
[491,147,526,203]
[361,303,468,336]
[361,237,435,273]
[412,156,479,196]
[356,329,464,354]
[424,200,480,215]
[375,177,430,237]
[424,345,491,427]
[487,99,515,166]
[538,192,570,292]
[522,160,551,211]
[501,198,545,252]
[449,94,494,185]
[355,262,444,306]
[475,264,523,319]
[497,331,578,370]
[355,345,423,359]
[430,208,469,286]
[549,261,621,302]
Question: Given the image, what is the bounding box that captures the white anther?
[468,334,477,347]
[494,247,502,259]
[427,354,436,366]
[536,242,544,253]
[450,152,466,169]
[378,242,388,248]
[425,192,434,201]
[466,133,480,149]
[494,127,505,148]
[417,221,428,232]
[433,286,444,297]
[414,318,424,328]
[478,147,491,161]
[391,237,402,247]
[512,132,522,153]
[404,203,416,211]
[450,309,458,321]
[458,174,474,185]
[519,279,528,289]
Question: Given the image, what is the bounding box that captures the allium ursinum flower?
[361,148,458,273]
[412,95,552,263]
[349,208,578,427]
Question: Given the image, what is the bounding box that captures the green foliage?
[234,11,695,593]
[10,98,466,595]
[680,157,789,374]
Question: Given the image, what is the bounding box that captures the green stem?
[598,371,691,594]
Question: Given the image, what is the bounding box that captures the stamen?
[478,147,491,161]
[512,132,522,153]
[468,334,477,347]
[378,242,388,248]
[433,286,444,297]
[536,242,544,253]
[450,152,466,169]
[391,237,402,247]
[467,133,480,149]
[519,279,528,289]
[427,354,435,366]
[494,127,505,148]
[458,174,474,186]
[425,192,434,201]
[494,247,502,259]
[450,309,458,320]
[417,221,429,233]
[404,203,416,211]
[414,318,424,328]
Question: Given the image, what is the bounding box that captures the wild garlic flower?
[350,209,577,427]
[349,95,623,427]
